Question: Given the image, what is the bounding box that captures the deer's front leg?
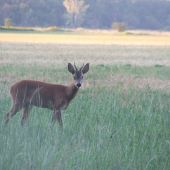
[51,109,63,128]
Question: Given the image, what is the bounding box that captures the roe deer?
[4,63,89,128]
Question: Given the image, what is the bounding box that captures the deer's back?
[10,80,67,108]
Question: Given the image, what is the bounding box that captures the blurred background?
[0,0,170,30]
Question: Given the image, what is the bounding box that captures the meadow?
[0,31,170,170]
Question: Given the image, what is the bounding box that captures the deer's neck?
[66,82,79,102]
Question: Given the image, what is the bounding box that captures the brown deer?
[4,63,89,128]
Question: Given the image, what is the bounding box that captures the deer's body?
[10,80,78,110]
[4,63,89,128]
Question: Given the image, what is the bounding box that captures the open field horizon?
[0,32,170,169]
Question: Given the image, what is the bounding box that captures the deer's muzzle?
[76,83,81,87]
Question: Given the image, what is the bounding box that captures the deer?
[4,63,89,129]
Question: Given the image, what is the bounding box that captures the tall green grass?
[0,42,170,169]
[1,64,170,170]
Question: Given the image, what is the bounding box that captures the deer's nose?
[76,83,81,87]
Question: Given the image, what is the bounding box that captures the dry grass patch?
[88,75,170,91]
[1,43,170,66]
[0,32,170,46]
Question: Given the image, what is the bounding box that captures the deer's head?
[68,63,89,88]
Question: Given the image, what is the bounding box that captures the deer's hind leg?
[4,103,21,124]
[21,103,33,126]
[51,110,63,128]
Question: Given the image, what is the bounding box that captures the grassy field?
[0,32,170,170]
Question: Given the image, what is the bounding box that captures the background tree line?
[0,0,170,30]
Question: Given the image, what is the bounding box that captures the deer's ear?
[68,63,75,74]
[82,63,89,74]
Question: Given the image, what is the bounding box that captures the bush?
[26,27,34,31]
[4,18,12,28]
[45,26,65,32]
[111,22,126,32]
[46,26,58,31]
[0,26,35,31]
[122,31,133,35]
[75,27,86,32]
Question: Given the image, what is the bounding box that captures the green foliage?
[112,22,126,32]
[4,18,12,28]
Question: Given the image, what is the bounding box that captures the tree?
[112,22,126,32]
[63,0,89,28]
[4,18,12,27]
